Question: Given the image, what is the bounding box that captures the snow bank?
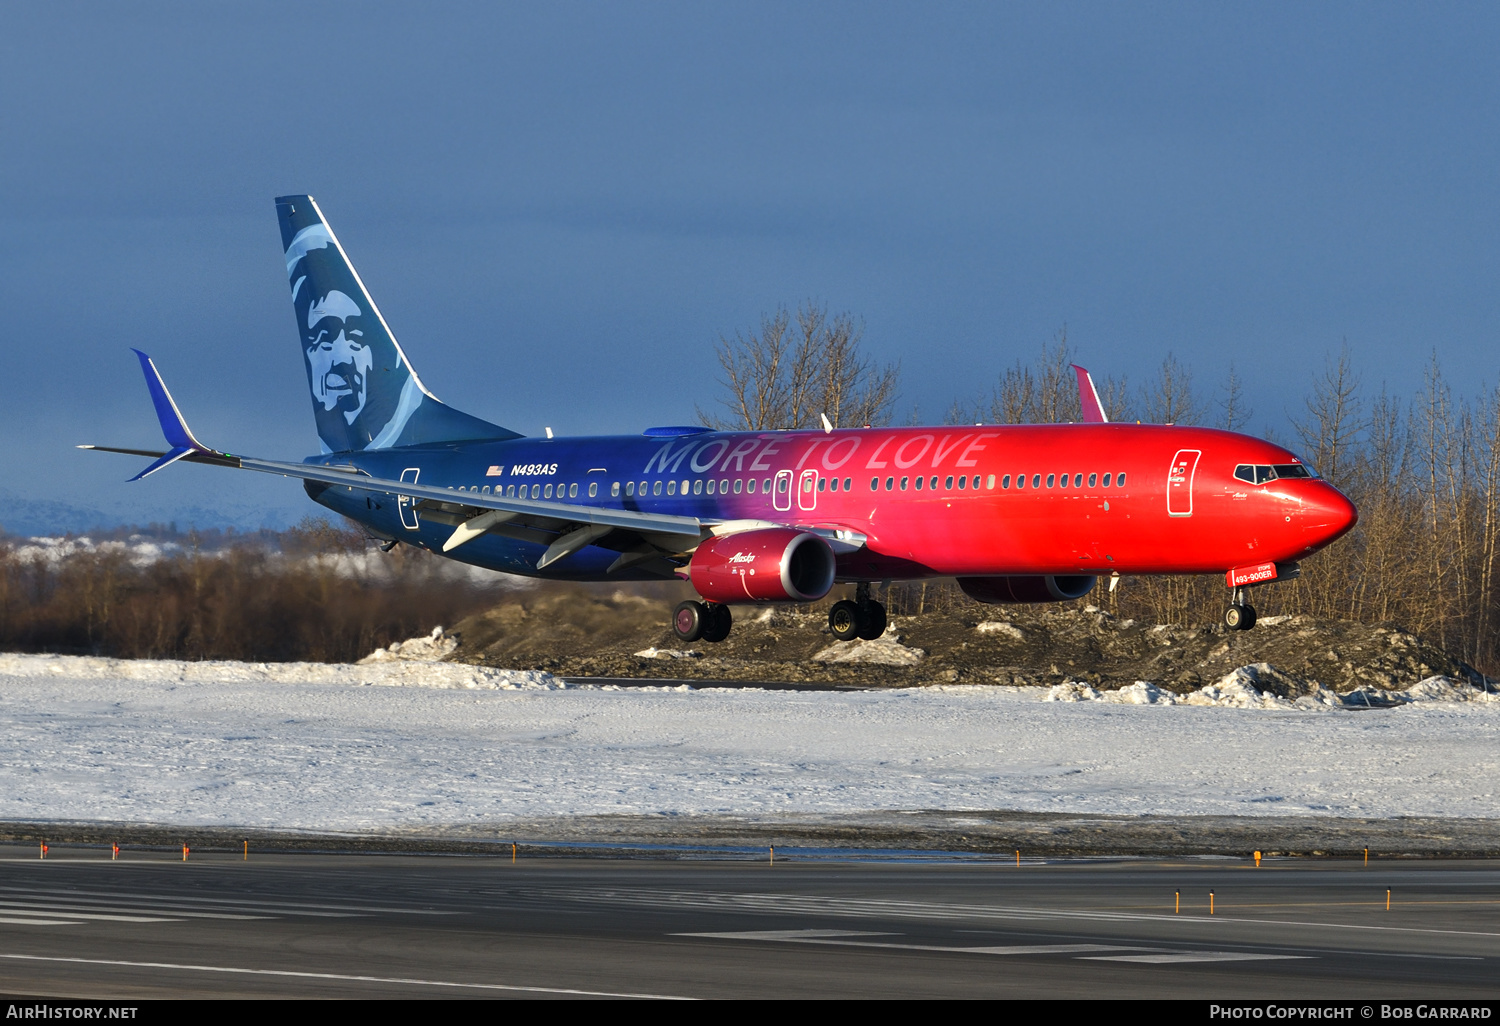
[0,652,560,691]
[812,632,925,665]
[1045,663,1496,710]
[0,653,1498,830]
[359,626,459,663]
[633,647,702,660]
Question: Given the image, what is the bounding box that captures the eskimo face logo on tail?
[305,290,371,424]
[285,223,411,451]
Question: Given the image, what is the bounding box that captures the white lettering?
[893,434,933,469]
[795,438,831,470]
[643,439,698,475]
[689,439,730,473]
[822,436,860,470]
[749,440,782,471]
[931,433,973,467]
[720,438,760,472]
[864,434,895,468]
[956,432,999,467]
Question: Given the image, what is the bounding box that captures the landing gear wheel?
[829,600,863,642]
[1224,604,1257,631]
[857,600,887,640]
[672,600,708,643]
[701,603,733,643]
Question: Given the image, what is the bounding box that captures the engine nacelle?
[957,574,1097,605]
[689,528,837,604]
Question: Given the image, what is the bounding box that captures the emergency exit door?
[1167,449,1201,516]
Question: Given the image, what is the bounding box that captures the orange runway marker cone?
[1209,890,1215,915]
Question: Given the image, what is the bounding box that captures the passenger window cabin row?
[448,470,1128,501]
[868,471,1125,492]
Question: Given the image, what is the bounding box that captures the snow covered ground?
[0,653,1497,832]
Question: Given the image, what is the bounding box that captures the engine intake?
[689,528,837,604]
[957,574,1097,605]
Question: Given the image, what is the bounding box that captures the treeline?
[898,338,1500,675]
[0,519,500,663]
[705,307,1500,672]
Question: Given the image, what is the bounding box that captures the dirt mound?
[445,587,1488,694]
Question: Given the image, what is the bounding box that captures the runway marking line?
[0,900,266,921]
[679,933,1154,956]
[0,954,693,1000]
[0,886,452,917]
[558,888,1500,940]
[0,918,78,927]
[1085,952,1309,964]
[676,931,1304,963]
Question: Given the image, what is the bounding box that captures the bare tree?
[699,303,899,430]
[1217,362,1253,431]
[1140,352,1204,425]
[1292,343,1362,481]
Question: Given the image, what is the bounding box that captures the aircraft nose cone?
[1304,484,1358,544]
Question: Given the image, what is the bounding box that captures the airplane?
[83,195,1358,642]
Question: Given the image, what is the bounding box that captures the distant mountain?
[0,489,312,538]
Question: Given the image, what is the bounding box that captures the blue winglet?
[131,349,206,453]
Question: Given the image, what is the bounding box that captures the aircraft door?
[1167,449,1201,517]
[773,469,793,513]
[798,469,818,512]
[398,468,421,530]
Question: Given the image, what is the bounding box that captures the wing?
[83,352,707,576]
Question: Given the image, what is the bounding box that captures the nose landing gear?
[1222,562,1299,632]
[1224,596,1257,631]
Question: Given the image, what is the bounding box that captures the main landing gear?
[670,584,889,645]
[827,583,887,642]
[672,600,731,644]
[1224,587,1257,631]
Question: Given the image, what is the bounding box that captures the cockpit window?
[1234,462,1318,485]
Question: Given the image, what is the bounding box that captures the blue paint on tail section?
[274,195,519,454]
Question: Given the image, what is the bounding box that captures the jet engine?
[689,528,837,604]
[957,574,1097,604]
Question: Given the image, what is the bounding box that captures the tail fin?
[275,195,519,453]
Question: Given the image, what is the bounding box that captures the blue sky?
[3,2,1498,532]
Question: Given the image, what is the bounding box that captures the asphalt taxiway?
[0,847,1496,999]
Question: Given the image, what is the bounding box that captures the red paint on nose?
[1305,484,1358,548]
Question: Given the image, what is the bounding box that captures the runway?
[0,846,1496,999]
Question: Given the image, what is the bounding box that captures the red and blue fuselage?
[305,422,1357,584]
